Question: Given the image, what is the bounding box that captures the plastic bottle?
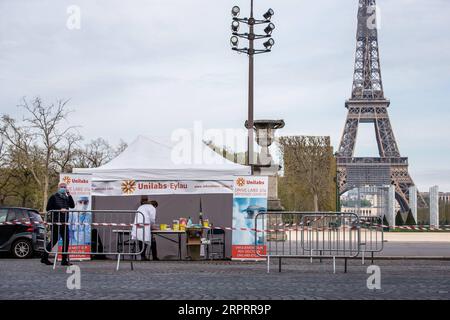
[199,211,204,226]
[187,216,193,227]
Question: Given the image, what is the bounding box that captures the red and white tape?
[0,220,347,233]
[0,220,151,227]
[360,220,450,231]
[2,219,448,232]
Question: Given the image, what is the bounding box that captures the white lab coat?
[131,204,156,243]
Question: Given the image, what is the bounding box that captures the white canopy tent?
[72,135,250,259]
[73,135,251,195]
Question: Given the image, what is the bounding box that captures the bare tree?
[0,97,132,209]
[114,140,128,157]
[0,139,5,162]
[0,116,34,205]
[8,164,37,207]
[73,138,114,168]
[0,97,76,211]
[0,138,7,171]
[54,132,83,173]
[0,138,13,205]
[278,136,336,212]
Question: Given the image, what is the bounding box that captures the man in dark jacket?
[41,182,75,266]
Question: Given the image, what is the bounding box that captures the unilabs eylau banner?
[59,173,92,261]
[91,180,233,195]
[231,176,268,261]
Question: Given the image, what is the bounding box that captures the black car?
[0,207,45,258]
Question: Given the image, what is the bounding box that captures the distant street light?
[231,6,240,17]
[263,8,274,20]
[230,36,239,48]
[229,0,276,172]
[231,21,240,32]
[264,23,275,35]
[263,38,275,50]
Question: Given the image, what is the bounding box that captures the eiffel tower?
[336,0,425,212]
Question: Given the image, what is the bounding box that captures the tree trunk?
[21,195,27,208]
[43,175,49,212]
[313,193,319,212]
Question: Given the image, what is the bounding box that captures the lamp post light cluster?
[230,6,275,54]
[229,1,276,171]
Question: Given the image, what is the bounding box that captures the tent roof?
[73,135,251,181]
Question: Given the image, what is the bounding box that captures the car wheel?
[11,239,34,259]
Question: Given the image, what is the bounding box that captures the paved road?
[380,233,450,256]
[264,240,450,257]
[379,242,450,257]
[0,258,449,300]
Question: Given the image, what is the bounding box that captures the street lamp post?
[230,1,275,173]
[334,152,341,212]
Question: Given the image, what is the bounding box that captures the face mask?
[58,188,67,194]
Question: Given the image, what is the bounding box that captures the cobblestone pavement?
[0,258,449,300]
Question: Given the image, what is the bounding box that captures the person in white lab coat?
[131,196,159,261]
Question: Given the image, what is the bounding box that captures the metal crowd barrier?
[358,216,385,264]
[255,212,384,273]
[44,210,145,271]
[301,213,360,258]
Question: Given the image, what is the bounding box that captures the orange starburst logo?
[121,180,136,194]
[63,176,71,185]
[236,177,246,187]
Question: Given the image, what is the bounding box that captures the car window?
[7,209,29,222]
[16,210,30,221]
[0,209,7,223]
[29,211,43,222]
[6,210,16,221]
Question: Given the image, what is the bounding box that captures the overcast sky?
[1,0,449,191]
